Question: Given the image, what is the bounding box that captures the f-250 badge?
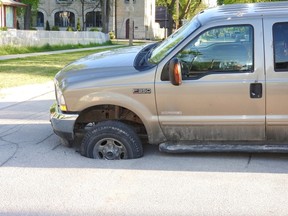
[133,88,151,94]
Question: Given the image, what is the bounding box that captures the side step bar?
[159,142,288,154]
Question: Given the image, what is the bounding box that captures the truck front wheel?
[80,121,143,160]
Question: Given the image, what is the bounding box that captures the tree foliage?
[19,0,39,30]
[20,0,39,10]
[157,0,280,35]
[156,0,176,36]
[217,0,280,5]
[156,0,206,35]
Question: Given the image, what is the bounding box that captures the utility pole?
[129,0,134,46]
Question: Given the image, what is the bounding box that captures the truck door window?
[273,22,288,71]
[176,25,254,80]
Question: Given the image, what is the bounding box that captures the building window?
[6,6,14,28]
[54,11,75,27]
[125,0,136,3]
[36,12,44,27]
[86,11,102,28]
[56,0,74,4]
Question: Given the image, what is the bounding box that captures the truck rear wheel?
[80,120,143,160]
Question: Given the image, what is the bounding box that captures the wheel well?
[75,105,148,141]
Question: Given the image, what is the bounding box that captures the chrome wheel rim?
[93,138,128,160]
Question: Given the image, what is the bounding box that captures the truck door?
[155,20,266,141]
[264,18,288,142]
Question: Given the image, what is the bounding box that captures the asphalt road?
[0,82,288,216]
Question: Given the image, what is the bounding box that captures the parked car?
[50,1,288,160]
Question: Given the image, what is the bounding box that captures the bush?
[76,18,81,31]
[42,43,52,50]
[109,31,115,39]
[51,26,60,31]
[0,27,8,31]
[90,28,100,32]
[45,21,50,31]
[66,26,74,31]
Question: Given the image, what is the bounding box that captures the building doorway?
[125,19,134,39]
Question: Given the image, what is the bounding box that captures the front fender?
[73,91,166,144]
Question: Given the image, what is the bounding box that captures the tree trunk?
[167,0,176,36]
[129,0,133,45]
[81,0,85,31]
[24,4,32,30]
[167,14,173,36]
[101,0,110,33]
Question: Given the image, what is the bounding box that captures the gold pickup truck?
[50,1,288,160]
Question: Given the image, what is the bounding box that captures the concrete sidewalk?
[0,81,54,110]
[0,44,125,105]
[0,44,133,108]
[0,45,124,61]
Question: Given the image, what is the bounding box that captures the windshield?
[148,17,201,64]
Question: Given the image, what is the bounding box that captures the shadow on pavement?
[0,98,287,174]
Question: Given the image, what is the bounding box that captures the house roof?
[0,0,26,7]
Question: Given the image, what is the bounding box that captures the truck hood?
[55,46,144,87]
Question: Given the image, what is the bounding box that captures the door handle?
[250,83,262,98]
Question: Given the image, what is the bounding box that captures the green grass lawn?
[0,42,113,56]
[0,40,147,56]
[0,47,119,88]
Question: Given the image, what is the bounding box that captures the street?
[0,82,288,216]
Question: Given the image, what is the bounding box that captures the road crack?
[246,154,253,168]
[52,143,62,150]
[35,133,54,145]
[0,138,19,167]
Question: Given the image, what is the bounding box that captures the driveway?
[0,82,288,216]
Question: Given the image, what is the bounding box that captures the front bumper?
[50,103,79,141]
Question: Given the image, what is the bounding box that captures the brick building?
[34,0,159,39]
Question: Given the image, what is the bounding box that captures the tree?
[45,20,50,31]
[79,0,86,31]
[157,0,176,36]
[76,18,81,31]
[178,0,203,21]
[157,0,206,36]
[20,0,39,30]
[218,0,279,4]
[100,0,111,34]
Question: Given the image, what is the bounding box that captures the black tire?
[80,120,143,160]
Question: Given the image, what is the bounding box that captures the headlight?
[55,81,67,112]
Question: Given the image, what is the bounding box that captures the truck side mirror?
[169,58,182,86]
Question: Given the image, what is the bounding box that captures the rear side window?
[175,25,254,80]
[273,22,288,71]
